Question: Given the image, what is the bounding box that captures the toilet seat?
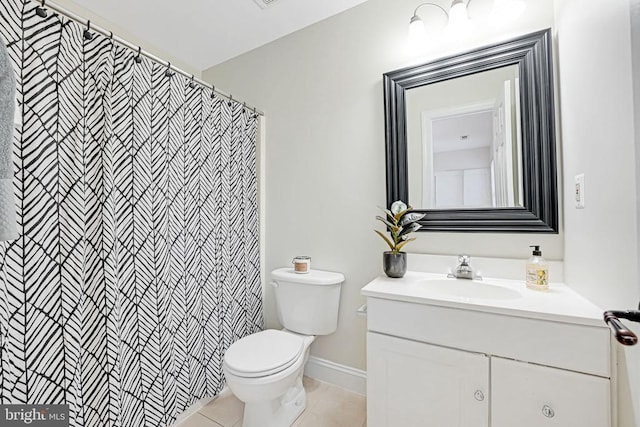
[224,330,304,378]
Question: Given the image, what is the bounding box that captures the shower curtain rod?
[30,0,265,117]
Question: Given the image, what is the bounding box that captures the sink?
[420,278,522,300]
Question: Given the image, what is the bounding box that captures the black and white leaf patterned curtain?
[0,1,262,426]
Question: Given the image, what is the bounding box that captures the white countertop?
[361,271,606,328]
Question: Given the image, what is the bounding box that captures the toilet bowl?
[223,329,314,427]
[222,268,344,427]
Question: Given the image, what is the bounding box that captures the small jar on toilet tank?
[292,256,311,273]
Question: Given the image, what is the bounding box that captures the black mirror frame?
[384,29,558,233]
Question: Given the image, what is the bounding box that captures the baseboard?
[304,356,367,396]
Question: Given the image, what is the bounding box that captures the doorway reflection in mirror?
[406,64,523,210]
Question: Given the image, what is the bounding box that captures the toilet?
[222,267,344,427]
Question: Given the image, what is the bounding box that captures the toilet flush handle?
[270,281,278,288]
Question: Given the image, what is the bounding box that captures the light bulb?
[409,15,427,50]
[448,0,470,28]
[408,14,427,46]
[447,0,473,34]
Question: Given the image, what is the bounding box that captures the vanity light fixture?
[408,0,471,44]
[408,0,526,44]
[409,3,445,44]
[448,0,471,29]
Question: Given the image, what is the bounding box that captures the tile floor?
[179,377,366,427]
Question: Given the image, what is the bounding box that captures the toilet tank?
[271,268,344,335]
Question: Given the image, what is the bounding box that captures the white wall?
[203,0,556,372]
[555,0,640,424]
[46,0,199,76]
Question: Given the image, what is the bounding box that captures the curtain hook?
[189,75,197,89]
[83,20,93,40]
[134,47,142,64]
[228,94,233,107]
[210,85,216,99]
[164,62,174,78]
[36,0,47,18]
[253,107,257,119]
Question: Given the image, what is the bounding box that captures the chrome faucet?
[448,255,476,280]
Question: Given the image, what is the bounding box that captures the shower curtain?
[0,1,262,426]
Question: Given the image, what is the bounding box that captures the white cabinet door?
[367,332,489,427]
[492,357,611,427]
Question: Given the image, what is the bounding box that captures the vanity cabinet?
[492,357,610,427]
[367,332,489,426]
[362,277,613,427]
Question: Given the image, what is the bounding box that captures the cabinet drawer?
[492,357,610,427]
[367,297,611,377]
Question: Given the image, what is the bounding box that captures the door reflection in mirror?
[406,64,522,210]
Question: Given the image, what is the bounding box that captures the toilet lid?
[224,330,304,378]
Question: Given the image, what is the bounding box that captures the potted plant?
[375,201,425,278]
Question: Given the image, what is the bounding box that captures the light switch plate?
[575,173,585,209]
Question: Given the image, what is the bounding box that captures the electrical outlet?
[575,173,585,209]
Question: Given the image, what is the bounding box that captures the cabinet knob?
[474,390,484,401]
[542,405,555,418]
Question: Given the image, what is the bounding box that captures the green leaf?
[376,215,397,230]
[385,210,398,224]
[394,208,411,222]
[400,212,426,226]
[374,230,396,251]
[399,222,421,237]
[396,237,416,252]
[390,200,407,215]
[378,206,399,225]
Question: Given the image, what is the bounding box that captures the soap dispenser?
[526,245,549,291]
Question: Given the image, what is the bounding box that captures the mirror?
[384,29,558,232]
[406,64,522,210]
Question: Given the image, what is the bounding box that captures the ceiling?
[66,0,370,72]
[432,111,494,153]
